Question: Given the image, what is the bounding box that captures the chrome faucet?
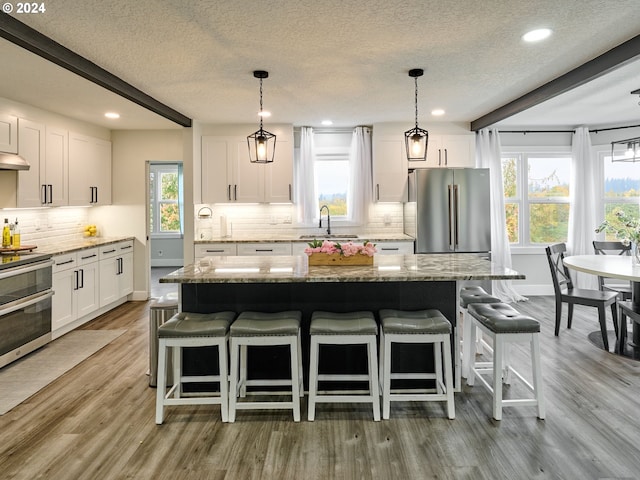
[319,204,331,235]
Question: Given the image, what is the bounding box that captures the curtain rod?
[498,124,640,134]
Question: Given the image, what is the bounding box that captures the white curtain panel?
[294,127,318,223]
[567,126,599,289]
[476,129,527,302]
[347,126,373,224]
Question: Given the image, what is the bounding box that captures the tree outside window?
[601,151,640,239]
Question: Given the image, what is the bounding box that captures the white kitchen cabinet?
[202,136,293,204]
[68,132,112,206]
[236,242,292,256]
[99,241,134,307]
[427,135,475,168]
[0,113,18,153]
[194,243,237,260]
[372,135,408,202]
[17,120,68,207]
[52,248,100,333]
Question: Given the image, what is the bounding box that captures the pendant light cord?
[414,76,419,128]
[259,78,264,130]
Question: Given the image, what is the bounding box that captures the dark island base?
[181,281,458,390]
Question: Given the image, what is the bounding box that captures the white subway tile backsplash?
[0,207,90,247]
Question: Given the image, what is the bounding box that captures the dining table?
[563,254,640,355]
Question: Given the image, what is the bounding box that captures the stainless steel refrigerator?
[404,168,491,253]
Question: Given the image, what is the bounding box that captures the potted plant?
[595,210,640,265]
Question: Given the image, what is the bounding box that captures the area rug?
[0,329,126,415]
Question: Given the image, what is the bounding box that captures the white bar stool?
[308,311,380,422]
[379,309,455,420]
[155,311,235,424]
[465,303,545,421]
[459,286,502,380]
[228,311,303,422]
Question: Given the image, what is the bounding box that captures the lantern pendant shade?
[610,137,640,163]
[247,70,276,164]
[404,68,429,162]
[405,126,429,161]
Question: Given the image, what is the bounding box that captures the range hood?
[0,152,30,170]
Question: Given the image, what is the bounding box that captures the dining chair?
[545,243,619,351]
[592,241,633,301]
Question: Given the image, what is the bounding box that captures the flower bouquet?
[304,239,377,266]
[595,210,640,265]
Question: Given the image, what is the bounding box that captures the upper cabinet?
[202,135,292,204]
[372,134,408,202]
[0,113,18,153]
[426,134,476,168]
[17,120,68,207]
[68,132,112,206]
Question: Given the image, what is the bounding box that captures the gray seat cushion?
[158,311,235,338]
[468,303,540,334]
[230,311,301,336]
[310,311,377,335]
[459,286,502,308]
[380,309,451,335]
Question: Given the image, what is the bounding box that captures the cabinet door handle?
[444,148,448,166]
[41,184,47,204]
[120,245,132,250]
[56,259,75,266]
[255,249,273,252]
[381,247,399,251]
[234,184,237,201]
[73,270,79,290]
[438,149,442,166]
[227,185,231,201]
[376,184,380,201]
[79,268,84,289]
[288,184,292,201]
[94,187,98,204]
[206,249,225,253]
[48,184,53,204]
[103,249,116,254]
[81,253,97,260]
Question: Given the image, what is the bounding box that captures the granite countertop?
[161,253,524,284]
[35,236,135,256]
[194,232,414,244]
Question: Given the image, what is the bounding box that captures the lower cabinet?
[236,242,292,256]
[99,241,134,307]
[52,249,100,333]
[52,240,133,338]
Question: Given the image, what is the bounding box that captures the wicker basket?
[307,253,374,266]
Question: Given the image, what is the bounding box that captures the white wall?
[97,129,184,299]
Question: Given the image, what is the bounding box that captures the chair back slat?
[545,243,573,293]
[592,240,631,256]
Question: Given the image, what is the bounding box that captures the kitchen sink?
[299,234,359,240]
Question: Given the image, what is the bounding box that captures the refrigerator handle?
[453,184,459,249]
[448,184,454,250]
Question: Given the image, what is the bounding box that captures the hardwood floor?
[1,297,640,479]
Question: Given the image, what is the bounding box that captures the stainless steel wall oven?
[0,254,54,369]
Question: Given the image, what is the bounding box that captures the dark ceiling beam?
[0,13,192,127]
[471,34,640,131]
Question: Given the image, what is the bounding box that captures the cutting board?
[0,245,38,254]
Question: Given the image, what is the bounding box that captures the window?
[601,149,640,239]
[313,131,352,220]
[149,163,181,236]
[502,151,571,246]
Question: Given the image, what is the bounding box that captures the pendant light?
[247,70,276,163]
[404,68,429,162]
[610,137,640,162]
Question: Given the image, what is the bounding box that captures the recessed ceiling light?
[258,110,271,117]
[431,109,445,116]
[321,120,333,126]
[522,28,552,42]
[104,112,120,119]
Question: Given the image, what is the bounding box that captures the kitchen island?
[161,254,524,390]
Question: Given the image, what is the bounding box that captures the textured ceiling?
[2,0,640,130]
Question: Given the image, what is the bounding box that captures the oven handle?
[0,259,54,280]
[0,290,54,317]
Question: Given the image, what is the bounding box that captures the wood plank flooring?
[1,297,640,479]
